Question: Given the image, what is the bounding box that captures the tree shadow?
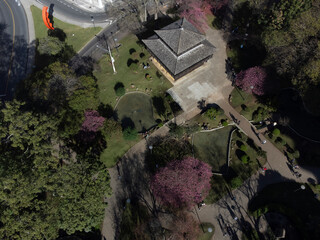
[98,103,114,119]
[0,23,32,100]
[152,96,166,117]
[121,117,135,130]
[69,54,95,76]
[214,170,291,240]
[48,28,66,41]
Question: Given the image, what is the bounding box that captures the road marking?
[2,0,15,96]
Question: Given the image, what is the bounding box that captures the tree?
[68,75,99,112]
[169,211,201,240]
[37,36,65,56]
[235,66,268,96]
[81,110,105,133]
[123,126,138,140]
[177,0,213,31]
[0,102,111,239]
[151,157,212,208]
[204,106,223,120]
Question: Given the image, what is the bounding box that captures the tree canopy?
[151,157,212,208]
[0,101,111,239]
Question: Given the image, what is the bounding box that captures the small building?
[142,18,215,82]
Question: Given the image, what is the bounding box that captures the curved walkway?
[101,27,320,240]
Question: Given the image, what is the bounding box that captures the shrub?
[204,106,223,120]
[241,154,249,164]
[185,124,201,135]
[280,139,286,146]
[169,123,184,138]
[129,48,136,55]
[145,73,151,80]
[114,82,125,96]
[122,127,138,140]
[221,119,228,126]
[230,177,242,189]
[129,61,139,71]
[252,107,268,122]
[292,150,300,159]
[272,128,280,136]
[240,144,247,151]
[275,137,282,143]
[256,147,266,158]
[139,52,145,59]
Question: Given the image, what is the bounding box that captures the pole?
[108,44,117,74]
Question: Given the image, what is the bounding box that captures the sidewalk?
[196,99,320,239]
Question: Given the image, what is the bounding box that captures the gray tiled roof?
[142,18,215,76]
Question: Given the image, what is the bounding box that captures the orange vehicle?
[42,6,54,30]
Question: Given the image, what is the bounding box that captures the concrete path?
[196,99,320,239]
[100,26,320,240]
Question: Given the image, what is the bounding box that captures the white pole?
[108,44,117,74]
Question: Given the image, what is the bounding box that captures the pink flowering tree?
[81,110,105,132]
[235,66,268,96]
[177,0,213,31]
[151,157,212,209]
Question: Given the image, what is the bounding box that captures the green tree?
[204,106,223,120]
[123,127,138,140]
[38,36,65,56]
[68,75,99,112]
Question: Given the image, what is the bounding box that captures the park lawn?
[115,93,156,132]
[230,88,262,120]
[100,132,141,168]
[193,126,234,173]
[94,34,172,108]
[198,223,214,240]
[229,130,267,180]
[30,5,101,52]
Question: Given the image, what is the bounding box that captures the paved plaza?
[167,27,230,112]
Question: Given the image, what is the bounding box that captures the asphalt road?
[78,21,120,58]
[0,0,29,98]
[37,0,110,23]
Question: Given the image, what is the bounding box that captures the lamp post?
[91,16,95,28]
[294,184,306,192]
[149,145,153,154]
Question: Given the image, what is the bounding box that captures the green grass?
[249,182,320,239]
[100,132,141,168]
[187,111,227,129]
[115,93,156,132]
[229,130,267,179]
[94,34,172,108]
[230,88,263,120]
[198,223,215,240]
[30,5,101,52]
[193,126,234,173]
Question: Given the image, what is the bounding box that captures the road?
[0,0,29,98]
[37,0,110,23]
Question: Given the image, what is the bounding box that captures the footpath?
[101,98,320,240]
[196,99,320,239]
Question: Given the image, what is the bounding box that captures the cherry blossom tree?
[235,66,268,96]
[151,157,212,208]
[177,0,213,31]
[81,110,105,132]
